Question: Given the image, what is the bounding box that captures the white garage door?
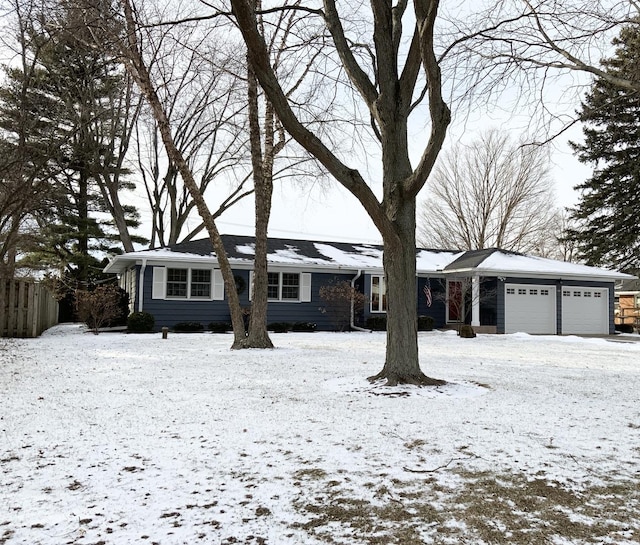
[561,287,609,335]
[505,284,556,334]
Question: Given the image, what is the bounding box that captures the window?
[595,292,602,298]
[563,290,571,297]
[267,272,301,301]
[530,289,538,295]
[518,288,527,295]
[506,288,515,295]
[584,291,592,298]
[371,276,387,312]
[190,269,211,298]
[166,268,212,299]
[267,272,280,299]
[282,273,300,300]
[574,291,581,297]
[167,268,188,297]
[541,289,549,296]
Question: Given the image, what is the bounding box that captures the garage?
[561,287,609,335]
[505,284,556,334]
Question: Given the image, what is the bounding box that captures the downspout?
[138,259,147,312]
[351,269,370,332]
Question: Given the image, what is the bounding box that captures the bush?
[209,322,232,333]
[173,321,204,332]
[366,316,387,331]
[319,280,367,331]
[127,311,155,333]
[418,315,435,331]
[76,284,127,334]
[291,321,316,332]
[459,324,476,338]
[615,323,635,334]
[268,322,291,333]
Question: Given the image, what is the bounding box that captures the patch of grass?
[291,467,640,544]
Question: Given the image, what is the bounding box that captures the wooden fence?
[0,278,58,338]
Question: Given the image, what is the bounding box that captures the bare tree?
[437,1,640,135]
[231,0,450,385]
[132,23,252,247]
[418,130,561,255]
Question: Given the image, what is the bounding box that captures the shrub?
[319,280,367,331]
[366,316,387,331]
[173,321,204,332]
[76,284,127,334]
[209,322,232,333]
[459,324,476,338]
[268,322,291,333]
[418,315,435,331]
[291,321,316,332]
[615,323,635,334]
[127,311,155,333]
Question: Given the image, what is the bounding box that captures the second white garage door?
[561,287,609,335]
[505,284,556,334]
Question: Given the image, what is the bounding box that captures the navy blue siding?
[140,266,355,331]
[417,276,447,328]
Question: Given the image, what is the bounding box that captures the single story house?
[103,234,634,335]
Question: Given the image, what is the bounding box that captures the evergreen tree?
[0,0,141,283]
[568,22,640,272]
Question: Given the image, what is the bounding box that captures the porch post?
[471,276,480,327]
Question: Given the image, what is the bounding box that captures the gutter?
[350,269,370,332]
[138,259,147,312]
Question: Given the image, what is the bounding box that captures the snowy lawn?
[1,324,640,545]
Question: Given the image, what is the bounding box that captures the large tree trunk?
[369,200,444,386]
[241,39,273,349]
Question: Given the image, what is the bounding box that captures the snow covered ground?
[1,324,639,545]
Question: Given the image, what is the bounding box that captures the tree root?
[367,370,446,387]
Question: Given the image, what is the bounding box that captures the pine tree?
[568,22,640,272]
[0,1,142,282]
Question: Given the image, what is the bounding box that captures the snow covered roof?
[103,235,632,281]
[444,248,633,281]
[104,234,460,274]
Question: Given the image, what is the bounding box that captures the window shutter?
[300,273,312,302]
[152,267,166,299]
[212,269,224,300]
[248,271,254,301]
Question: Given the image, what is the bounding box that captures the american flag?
[423,278,432,307]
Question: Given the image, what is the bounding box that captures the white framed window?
[563,290,571,297]
[530,289,538,295]
[152,267,223,300]
[371,275,387,313]
[268,272,299,301]
[167,268,188,298]
[252,271,312,302]
[506,288,515,295]
[541,289,550,296]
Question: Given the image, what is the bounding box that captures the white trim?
[153,266,221,301]
[138,260,146,311]
[370,275,386,313]
[152,266,165,300]
[212,269,224,301]
[471,276,480,327]
[300,273,312,302]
